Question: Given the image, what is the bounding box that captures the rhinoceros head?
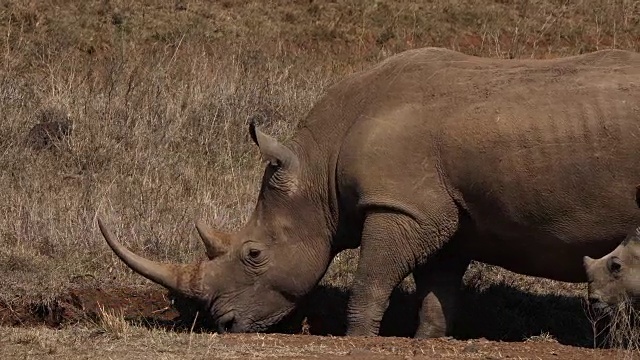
[583,226,640,312]
[99,122,333,333]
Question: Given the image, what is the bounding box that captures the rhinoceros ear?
[632,226,640,244]
[249,120,299,172]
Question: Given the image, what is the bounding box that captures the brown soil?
[206,334,628,360]
[0,286,632,359]
[0,286,179,329]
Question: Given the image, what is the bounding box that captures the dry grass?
[0,323,630,360]
[94,302,132,339]
[0,0,639,350]
[599,300,640,358]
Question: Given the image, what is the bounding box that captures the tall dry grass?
[590,299,640,358]
[0,41,333,300]
[0,0,638,347]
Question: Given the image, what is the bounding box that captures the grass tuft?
[605,300,640,357]
[94,303,131,339]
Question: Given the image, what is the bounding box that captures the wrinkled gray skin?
[584,187,640,312]
[99,47,640,338]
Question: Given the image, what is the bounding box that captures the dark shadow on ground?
[164,281,603,347]
[277,283,603,348]
[2,280,606,348]
[455,284,597,348]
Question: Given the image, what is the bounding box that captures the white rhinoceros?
[98,47,640,338]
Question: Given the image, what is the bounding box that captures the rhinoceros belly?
[442,83,640,283]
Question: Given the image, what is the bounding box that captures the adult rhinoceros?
[97,47,640,338]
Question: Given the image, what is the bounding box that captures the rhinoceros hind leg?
[412,255,470,338]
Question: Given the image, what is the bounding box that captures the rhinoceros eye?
[248,249,261,258]
[242,243,268,269]
[607,256,622,275]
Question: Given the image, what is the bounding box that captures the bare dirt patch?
[0,286,179,329]
[0,262,629,357]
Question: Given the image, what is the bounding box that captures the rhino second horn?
[195,219,231,259]
[98,217,202,297]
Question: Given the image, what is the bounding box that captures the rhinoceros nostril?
[217,313,236,334]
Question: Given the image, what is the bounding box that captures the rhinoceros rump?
[98,47,640,338]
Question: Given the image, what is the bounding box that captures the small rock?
[300,317,310,335]
[26,107,72,150]
[463,344,480,353]
[347,348,374,356]
[27,120,72,150]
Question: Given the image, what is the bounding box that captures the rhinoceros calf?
[97,47,640,338]
[584,186,640,311]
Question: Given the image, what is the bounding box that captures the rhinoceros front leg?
[345,211,458,336]
[412,256,470,338]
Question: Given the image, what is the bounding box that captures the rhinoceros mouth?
[252,305,298,333]
[215,311,237,334]
[218,305,297,334]
[587,296,640,319]
[590,300,613,315]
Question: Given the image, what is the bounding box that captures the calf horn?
[583,255,596,268]
[98,217,202,297]
[195,219,231,259]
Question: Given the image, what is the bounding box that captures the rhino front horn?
[583,255,596,268]
[195,219,231,259]
[98,217,202,298]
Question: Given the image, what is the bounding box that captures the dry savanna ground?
[1,0,639,359]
